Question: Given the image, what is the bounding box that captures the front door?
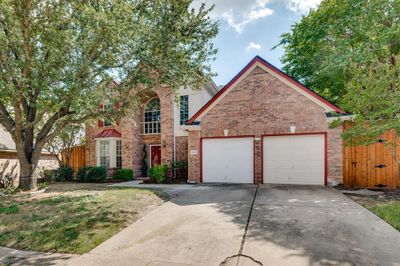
[150,145,161,167]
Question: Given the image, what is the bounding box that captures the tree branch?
[36,107,71,142]
[0,102,15,133]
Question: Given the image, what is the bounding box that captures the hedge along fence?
[343,124,400,189]
[61,145,86,173]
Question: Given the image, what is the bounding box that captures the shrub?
[170,160,188,180]
[77,167,107,183]
[113,168,134,181]
[87,167,107,182]
[76,167,88,182]
[148,165,168,184]
[41,169,57,182]
[41,166,73,182]
[171,160,188,170]
[56,166,73,182]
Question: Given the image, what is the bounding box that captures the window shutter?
[98,103,104,127]
[115,102,120,126]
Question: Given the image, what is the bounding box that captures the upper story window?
[144,98,160,134]
[180,95,189,125]
[103,103,113,127]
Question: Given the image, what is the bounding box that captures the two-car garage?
[186,56,344,186]
[201,134,326,185]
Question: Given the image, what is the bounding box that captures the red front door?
[150,145,161,167]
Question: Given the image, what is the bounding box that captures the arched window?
[144,98,160,134]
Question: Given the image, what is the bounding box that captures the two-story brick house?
[85,83,218,178]
[86,56,346,185]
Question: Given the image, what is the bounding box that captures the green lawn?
[369,202,400,231]
[0,183,167,254]
[348,194,400,231]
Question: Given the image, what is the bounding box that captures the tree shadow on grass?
[0,249,76,266]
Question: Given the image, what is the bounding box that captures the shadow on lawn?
[1,184,167,258]
[1,252,76,266]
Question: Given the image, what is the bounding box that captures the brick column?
[254,136,263,184]
[157,87,174,165]
[188,130,201,182]
[327,125,343,185]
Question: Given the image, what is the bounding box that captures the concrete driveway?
[66,184,400,266]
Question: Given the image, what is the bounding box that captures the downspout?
[173,96,176,178]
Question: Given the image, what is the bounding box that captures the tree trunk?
[17,145,42,191]
[19,160,38,190]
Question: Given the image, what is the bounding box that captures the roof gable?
[187,56,343,125]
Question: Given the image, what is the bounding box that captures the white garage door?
[202,137,253,183]
[263,134,325,185]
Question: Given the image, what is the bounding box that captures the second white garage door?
[202,137,253,183]
[263,134,325,185]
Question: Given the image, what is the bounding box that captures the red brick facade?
[85,86,188,178]
[86,57,344,185]
[187,65,343,185]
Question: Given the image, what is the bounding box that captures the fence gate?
[343,126,400,188]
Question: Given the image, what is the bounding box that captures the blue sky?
[193,0,321,86]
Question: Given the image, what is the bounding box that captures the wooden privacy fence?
[343,126,400,189]
[61,145,86,172]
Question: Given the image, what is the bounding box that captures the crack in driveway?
[220,184,263,266]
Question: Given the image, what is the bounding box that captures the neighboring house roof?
[93,129,122,139]
[187,55,344,125]
[0,125,16,151]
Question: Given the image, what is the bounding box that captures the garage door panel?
[263,135,325,185]
[203,138,253,183]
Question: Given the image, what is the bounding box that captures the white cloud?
[248,8,274,20]
[284,0,322,14]
[192,0,274,33]
[246,42,262,51]
[191,0,321,33]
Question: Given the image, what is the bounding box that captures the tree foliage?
[278,0,400,150]
[278,0,400,106]
[44,124,84,167]
[0,0,218,189]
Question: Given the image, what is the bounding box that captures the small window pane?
[116,140,122,168]
[100,141,110,168]
[180,95,189,125]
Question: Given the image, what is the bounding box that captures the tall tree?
[278,0,400,161]
[277,0,400,105]
[0,0,218,190]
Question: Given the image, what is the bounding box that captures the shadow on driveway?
[169,184,400,265]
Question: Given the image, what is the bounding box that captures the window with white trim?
[100,140,110,168]
[180,95,189,125]
[116,140,122,168]
[144,98,160,134]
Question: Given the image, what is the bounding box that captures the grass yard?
[0,183,168,254]
[348,193,400,231]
